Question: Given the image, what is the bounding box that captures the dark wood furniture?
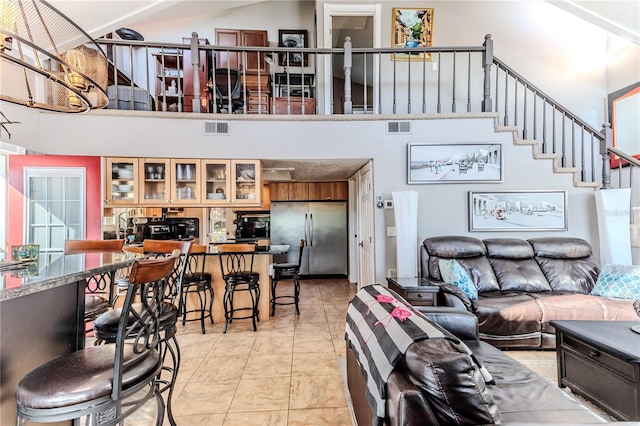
[386,277,440,306]
[215,29,268,73]
[551,320,640,421]
[272,96,316,115]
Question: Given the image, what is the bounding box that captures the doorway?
[323,4,381,114]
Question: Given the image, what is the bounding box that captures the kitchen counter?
[0,250,143,425]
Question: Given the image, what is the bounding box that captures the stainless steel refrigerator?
[270,201,347,275]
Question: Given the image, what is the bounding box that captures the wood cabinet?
[137,158,201,204]
[243,74,270,114]
[182,37,210,113]
[215,29,268,73]
[270,182,309,201]
[272,97,316,115]
[308,182,348,200]
[105,157,139,205]
[106,157,262,207]
[153,50,183,112]
[169,159,202,204]
[201,159,262,206]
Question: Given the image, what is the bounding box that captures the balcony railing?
[96,33,632,190]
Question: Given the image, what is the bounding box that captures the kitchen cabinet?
[105,157,262,207]
[270,182,309,201]
[215,29,268,73]
[182,37,210,113]
[202,159,262,206]
[139,158,170,204]
[138,158,201,205]
[153,50,183,112]
[169,159,202,204]
[308,182,348,201]
[105,157,139,205]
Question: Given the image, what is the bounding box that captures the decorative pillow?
[590,264,640,299]
[439,259,478,300]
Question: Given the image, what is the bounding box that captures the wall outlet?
[387,226,396,236]
[432,62,438,71]
[387,268,397,278]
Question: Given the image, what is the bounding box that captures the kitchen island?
[0,250,142,426]
[123,243,289,324]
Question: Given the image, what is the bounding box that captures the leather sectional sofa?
[420,236,638,348]
[346,305,631,425]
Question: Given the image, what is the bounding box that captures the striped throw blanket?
[345,284,448,426]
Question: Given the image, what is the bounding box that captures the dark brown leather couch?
[346,306,625,425]
[420,236,638,348]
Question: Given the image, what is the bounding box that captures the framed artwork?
[468,190,568,232]
[607,82,640,168]
[278,29,308,66]
[407,143,503,184]
[391,8,434,61]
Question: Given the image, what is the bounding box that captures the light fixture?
[263,167,294,181]
[0,0,108,113]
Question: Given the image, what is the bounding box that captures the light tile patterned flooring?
[141,278,358,426]
[126,278,611,425]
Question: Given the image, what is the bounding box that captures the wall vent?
[386,121,411,134]
[204,121,229,135]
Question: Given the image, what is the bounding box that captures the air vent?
[204,121,229,135]
[386,121,411,134]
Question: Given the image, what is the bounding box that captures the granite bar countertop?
[0,251,142,302]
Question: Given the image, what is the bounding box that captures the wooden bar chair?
[64,239,125,327]
[93,239,192,426]
[16,250,179,426]
[218,243,260,333]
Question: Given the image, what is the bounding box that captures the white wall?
[32,111,599,281]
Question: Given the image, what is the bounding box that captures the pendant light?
[0,0,108,113]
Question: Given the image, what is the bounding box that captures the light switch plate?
[387,226,396,236]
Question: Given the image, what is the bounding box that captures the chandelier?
[0,0,108,113]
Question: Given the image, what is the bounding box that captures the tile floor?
[126,278,609,425]
[135,278,359,426]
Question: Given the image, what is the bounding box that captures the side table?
[551,320,640,421]
[386,277,440,306]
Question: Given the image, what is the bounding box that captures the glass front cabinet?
[170,159,202,204]
[202,160,262,206]
[139,158,170,204]
[105,157,262,207]
[105,157,139,205]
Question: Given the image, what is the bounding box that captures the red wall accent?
[7,155,102,249]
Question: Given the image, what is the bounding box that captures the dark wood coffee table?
[551,320,640,421]
[386,277,440,306]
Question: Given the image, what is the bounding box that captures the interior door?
[323,4,381,114]
[357,161,375,288]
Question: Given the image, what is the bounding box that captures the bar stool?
[218,243,260,333]
[93,239,192,426]
[180,244,214,334]
[15,251,179,426]
[271,239,305,316]
[63,239,125,329]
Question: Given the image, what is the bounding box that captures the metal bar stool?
[93,239,192,426]
[63,239,125,330]
[15,251,179,426]
[271,239,305,316]
[179,244,214,333]
[218,243,260,333]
